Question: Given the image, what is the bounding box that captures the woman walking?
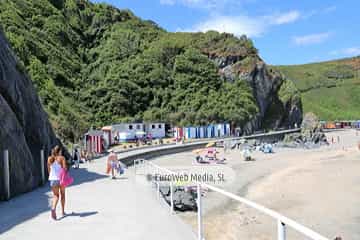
[48,146,67,220]
[107,149,118,179]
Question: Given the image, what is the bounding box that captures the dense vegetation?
[276,57,360,120]
[0,0,270,143]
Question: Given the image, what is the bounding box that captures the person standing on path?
[107,149,118,179]
[47,146,67,220]
[73,148,80,169]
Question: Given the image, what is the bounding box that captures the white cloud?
[330,47,360,56]
[160,0,229,9]
[268,11,301,25]
[187,15,265,37]
[344,47,360,55]
[323,5,337,13]
[293,32,332,46]
[160,0,176,5]
[182,10,302,38]
[302,5,337,19]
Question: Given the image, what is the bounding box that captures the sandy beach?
[152,129,360,240]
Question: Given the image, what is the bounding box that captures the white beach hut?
[112,123,144,142]
[145,123,166,139]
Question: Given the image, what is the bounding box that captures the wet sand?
[152,129,360,240]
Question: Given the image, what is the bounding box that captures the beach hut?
[215,124,223,137]
[191,127,197,139]
[173,127,184,140]
[325,122,336,129]
[145,123,166,139]
[199,126,207,138]
[185,127,197,139]
[85,130,104,154]
[102,126,112,146]
[111,123,144,142]
[225,123,231,137]
[207,125,215,138]
[343,121,352,128]
[184,127,189,139]
[195,127,201,138]
[354,121,360,129]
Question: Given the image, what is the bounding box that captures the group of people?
[72,148,91,168]
[107,149,125,179]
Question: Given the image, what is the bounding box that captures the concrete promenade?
[0,154,195,240]
[0,129,301,240]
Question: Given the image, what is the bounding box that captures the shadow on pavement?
[0,167,107,234]
[58,211,99,220]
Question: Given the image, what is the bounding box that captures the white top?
[48,161,62,181]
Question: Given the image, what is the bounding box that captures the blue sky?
[92,0,359,65]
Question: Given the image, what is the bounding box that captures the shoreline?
[152,129,360,240]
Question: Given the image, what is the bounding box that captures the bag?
[117,166,125,175]
[60,169,74,187]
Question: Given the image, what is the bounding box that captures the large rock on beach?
[0,29,61,200]
[282,113,328,148]
[159,186,198,211]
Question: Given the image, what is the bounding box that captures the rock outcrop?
[0,30,61,200]
[159,186,198,211]
[210,53,302,134]
[281,112,328,148]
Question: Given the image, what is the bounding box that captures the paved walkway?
[0,156,195,240]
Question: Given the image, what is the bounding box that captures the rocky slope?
[0,29,61,200]
[209,51,302,133]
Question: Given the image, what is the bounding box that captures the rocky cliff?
[0,29,61,200]
[209,52,302,134]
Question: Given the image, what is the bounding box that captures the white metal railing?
[134,158,330,240]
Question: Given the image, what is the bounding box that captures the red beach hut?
[85,130,104,154]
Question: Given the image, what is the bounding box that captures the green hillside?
[0,0,297,143]
[0,0,262,142]
[276,57,360,120]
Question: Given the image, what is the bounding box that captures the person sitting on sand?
[48,146,67,220]
[107,149,118,179]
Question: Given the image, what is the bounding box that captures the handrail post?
[170,180,174,213]
[156,170,160,200]
[4,150,10,200]
[40,149,45,185]
[278,220,286,240]
[134,159,137,177]
[197,183,203,240]
[157,181,160,200]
